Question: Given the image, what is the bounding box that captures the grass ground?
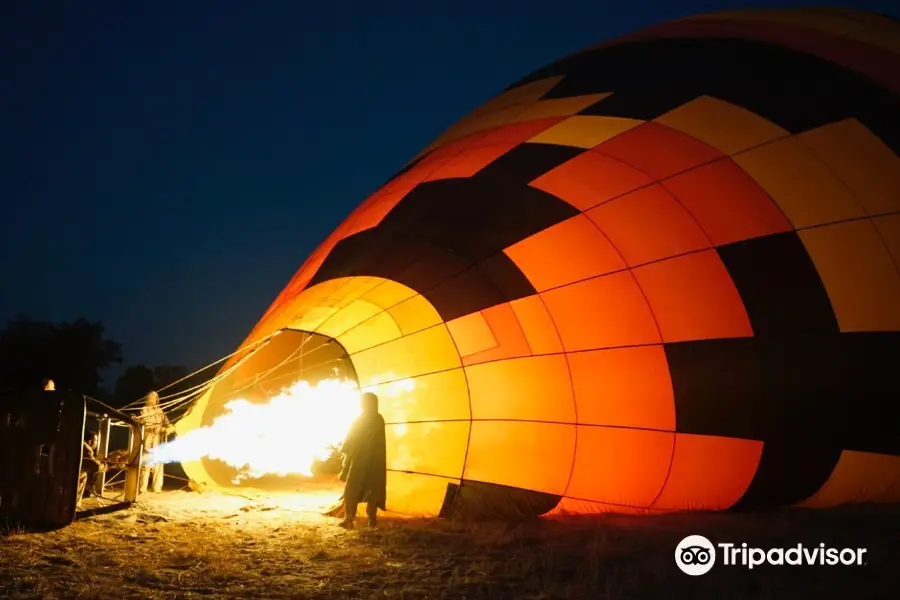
[2,488,898,599]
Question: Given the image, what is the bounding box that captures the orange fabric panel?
[478,117,568,146]
[530,149,654,211]
[466,354,574,422]
[632,250,754,342]
[798,118,900,217]
[651,434,763,510]
[799,219,900,332]
[595,121,724,180]
[387,294,444,335]
[566,426,674,507]
[655,95,790,155]
[343,190,411,238]
[461,303,532,366]
[872,213,900,267]
[423,144,518,181]
[798,450,900,507]
[528,115,643,149]
[586,184,712,266]
[662,158,792,245]
[464,421,576,496]
[732,136,866,229]
[504,215,625,291]
[509,295,564,355]
[446,311,497,357]
[541,272,661,351]
[568,346,675,430]
[350,325,462,387]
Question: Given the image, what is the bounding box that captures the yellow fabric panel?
[655,95,789,155]
[365,368,471,423]
[327,276,387,309]
[385,471,458,517]
[177,389,218,489]
[568,346,675,430]
[651,433,763,511]
[872,214,900,268]
[386,421,469,480]
[464,421,576,496]
[799,219,900,332]
[566,427,673,507]
[798,118,900,217]
[289,305,340,332]
[465,76,566,120]
[733,136,867,229]
[336,310,403,355]
[446,311,498,357]
[283,279,357,330]
[315,299,384,339]
[360,278,418,310]
[465,354,574,422]
[551,497,662,515]
[350,325,462,387]
[511,94,610,122]
[528,115,643,149]
[509,295,564,355]
[797,450,900,508]
[387,294,444,335]
[504,215,626,291]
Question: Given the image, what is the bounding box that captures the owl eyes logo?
[675,535,716,575]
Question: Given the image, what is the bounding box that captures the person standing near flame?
[337,392,387,528]
[139,390,171,493]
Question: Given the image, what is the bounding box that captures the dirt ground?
[2,487,899,599]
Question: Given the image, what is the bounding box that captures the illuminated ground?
[2,489,899,599]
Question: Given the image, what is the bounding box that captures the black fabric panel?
[439,480,562,520]
[717,232,839,336]
[475,143,585,182]
[666,332,900,456]
[506,37,899,135]
[858,100,900,155]
[730,441,843,510]
[478,253,537,303]
[427,264,508,321]
[578,87,702,121]
[308,178,578,319]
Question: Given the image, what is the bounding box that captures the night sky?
[3,0,896,386]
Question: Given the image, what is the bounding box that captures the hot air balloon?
[176,6,900,518]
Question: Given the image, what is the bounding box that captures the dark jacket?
[340,412,387,510]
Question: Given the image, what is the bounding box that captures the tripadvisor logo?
[675,535,867,575]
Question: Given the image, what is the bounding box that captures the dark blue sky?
[2,0,895,386]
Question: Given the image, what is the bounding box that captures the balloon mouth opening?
[170,330,361,492]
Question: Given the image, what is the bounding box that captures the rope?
[118,331,283,411]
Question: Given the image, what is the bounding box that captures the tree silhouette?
[113,364,157,407]
[0,315,122,396]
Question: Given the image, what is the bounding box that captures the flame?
[148,378,362,481]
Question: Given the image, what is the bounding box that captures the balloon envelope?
[179,7,900,518]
